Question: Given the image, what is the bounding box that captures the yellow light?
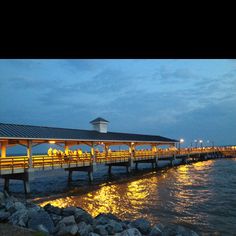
[49,141,56,144]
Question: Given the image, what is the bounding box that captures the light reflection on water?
[34,159,236,235]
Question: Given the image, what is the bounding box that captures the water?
[2,158,236,235]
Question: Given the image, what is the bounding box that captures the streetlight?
[179,138,184,154]
[194,139,198,148]
[199,140,203,148]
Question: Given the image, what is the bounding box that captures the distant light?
[101,142,104,145]
[194,139,198,142]
[131,142,134,145]
[199,140,203,143]
[180,139,184,143]
[49,141,56,144]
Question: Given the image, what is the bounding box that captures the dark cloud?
[159,67,198,81]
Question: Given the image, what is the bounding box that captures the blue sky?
[0,59,236,147]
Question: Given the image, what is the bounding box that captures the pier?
[1,118,236,194]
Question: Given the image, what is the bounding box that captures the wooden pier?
[0,147,235,194]
[0,119,236,194]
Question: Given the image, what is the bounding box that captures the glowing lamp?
[49,141,56,144]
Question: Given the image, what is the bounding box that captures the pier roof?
[0,123,178,144]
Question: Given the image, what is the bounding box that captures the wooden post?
[108,165,112,175]
[152,145,158,168]
[65,143,69,156]
[68,170,72,182]
[27,140,33,168]
[128,143,135,170]
[1,141,7,158]
[170,154,175,167]
[4,178,9,192]
[24,180,30,194]
[105,145,109,158]
[89,142,95,181]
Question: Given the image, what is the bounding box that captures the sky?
[0,59,236,148]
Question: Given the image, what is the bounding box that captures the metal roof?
[90,117,109,123]
[0,123,178,143]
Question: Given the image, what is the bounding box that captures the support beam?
[108,165,112,175]
[152,145,158,168]
[68,170,73,182]
[128,143,135,170]
[1,141,7,158]
[88,171,93,182]
[90,142,97,171]
[27,140,33,168]
[24,180,30,194]
[170,154,176,167]
[4,178,9,192]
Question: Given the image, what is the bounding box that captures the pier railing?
[0,147,235,174]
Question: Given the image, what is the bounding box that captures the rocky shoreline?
[0,191,199,236]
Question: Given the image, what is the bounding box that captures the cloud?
[159,67,198,81]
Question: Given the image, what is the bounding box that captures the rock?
[149,223,164,236]
[0,192,5,204]
[59,215,76,225]
[94,225,109,236]
[50,213,63,225]
[162,224,199,236]
[74,208,93,224]
[105,219,123,234]
[8,209,28,227]
[54,222,66,235]
[89,233,100,236]
[36,224,50,235]
[27,205,41,219]
[44,203,62,215]
[77,221,93,236]
[5,200,15,213]
[130,218,151,235]
[62,206,78,216]
[121,228,142,236]
[14,201,26,211]
[56,224,78,236]
[3,190,10,198]
[27,210,55,234]
[0,211,10,222]
[96,213,122,222]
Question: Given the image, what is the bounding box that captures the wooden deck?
[0,147,235,175]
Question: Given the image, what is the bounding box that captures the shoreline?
[0,191,199,236]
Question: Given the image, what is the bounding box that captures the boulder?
[50,213,63,225]
[0,192,5,204]
[105,219,123,234]
[5,200,15,213]
[59,215,76,226]
[77,221,93,236]
[130,218,151,235]
[96,213,122,222]
[162,224,199,236]
[74,208,93,224]
[0,210,10,222]
[94,225,109,236]
[89,233,100,236]
[8,209,28,227]
[57,224,78,236]
[149,223,164,236]
[44,203,62,215]
[121,228,142,236]
[27,210,55,234]
[62,206,78,216]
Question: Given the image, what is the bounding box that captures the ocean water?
[1,158,236,235]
